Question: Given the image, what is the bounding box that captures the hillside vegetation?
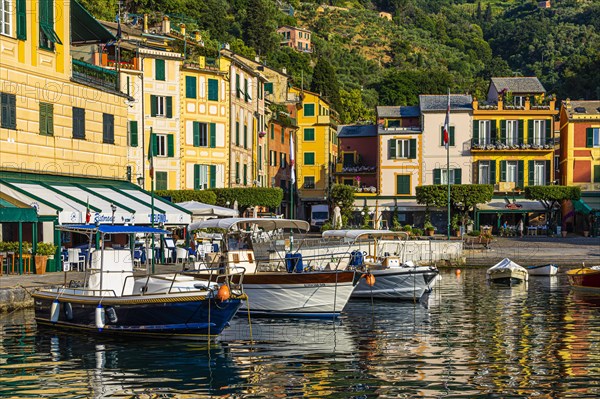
[84,0,600,123]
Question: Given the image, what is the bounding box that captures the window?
[388,139,416,159]
[433,168,461,185]
[155,172,168,190]
[235,161,240,182]
[235,121,240,146]
[102,113,114,144]
[194,164,208,190]
[150,95,172,118]
[243,124,248,148]
[270,124,274,140]
[478,161,496,184]
[533,161,546,186]
[476,120,492,146]
[264,82,273,95]
[16,0,25,39]
[514,96,525,107]
[440,126,455,147]
[343,153,355,166]
[505,120,519,145]
[243,165,247,185]
[506,161,517,183]
[185,76,197,99]
[258,146,262,170]
[304,176,315,189]
[594,164,600,183]
[152,133,174,157]
[304,103,315,117]
[270,150,278,167]
[208,79,219,101]
[304,152,315,165]
[532,120,545,146]
[303,128,315,141]
[281,128,285,144]
[72,107,85,139]
[129,120,138,147]
[193,122,208,147]
[586,128,600,148]
[0,92,16,129]
[39,0,61,50]
[343,178,353,186]
[280,153,287,168]
[39,102,53,136]
[155,59,165,81]
[235,74,240,98]
[1,0,12,36]
[396,175,410,195]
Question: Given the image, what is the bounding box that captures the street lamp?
[137,176,145,188]
[110,203,117,225]
[226,201,231,208]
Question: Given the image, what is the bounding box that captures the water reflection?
[1,269,600,397]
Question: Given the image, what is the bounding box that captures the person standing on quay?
[518,219,524,238]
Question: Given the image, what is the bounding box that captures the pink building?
[277,26,313,53]
[334,125,378,190]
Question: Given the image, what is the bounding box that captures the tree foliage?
[525,186,581,209]
[155,190,217,205]
[417,184,494,226]
[329,184,355,220]
[310,58,341,112]
[210,187,283,213]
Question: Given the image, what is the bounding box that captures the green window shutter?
[528,120,534,144]
[281,128,285,144]
[490,120,497,142]
[409,139,416,159]
[433,169,441,185]
[209,165,217,188]
[102,114,114,144]
[193,122,200,147]
[500,120,506,143]
[167,134,174,157]
[258,146,262,170]
[156,172,168,190]
[450,126,455,146]
[472,121,479,146]
[304,128,315,141]
[166,96,173,118]
[244,125,248,148]
[129,120,138,147]
[236,74,240,98]
[528,160,535,186]
[150,95,158,117]
[46,104,54,135]
[264,82,273,94]
[454,168,462,184]
[243,165,247,185]
[396,175,410,195]
[185,76,197,99]
[517,160,524,188]
[518,120,524,143]
[127,76,130,96]
[304,104,315,117]
[500,160,507,182]
[39,103,46,135]
[155,59,165,81]
[473,161,479,183]
[235,122,240,146]
[545,160,551,185]
[545,119,552,144]
[586,128,594,148]
[209,123,216,148]
[193,164,200,190]
[16,0,26,40]
[208,79,219,101]
[440,127,444,146]
[270,124,274,140]
[594,164,600,183]
[150,132,157,156]
[235,162,240,180]
[244,78,249,102]
[388,139,396,159]
[490,160,497,184]
[304,152,315,165]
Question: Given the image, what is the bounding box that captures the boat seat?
[87,249,135,296]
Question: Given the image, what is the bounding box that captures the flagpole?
[149,127,155,274]
[446,88,451,240]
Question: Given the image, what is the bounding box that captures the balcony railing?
[471,139,554,150]
[336,164,377,174]
[72,58,118,91]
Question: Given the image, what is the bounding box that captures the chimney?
[143,14,148,33]
[255,56,260,62]
[162,16,170,34]
[282,67,287,74]
[180,23,186,37]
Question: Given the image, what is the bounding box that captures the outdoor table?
[527,226,538,236]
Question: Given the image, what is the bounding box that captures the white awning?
[477,200,546,212]
[177,200,239,220]
[189,217,309,232]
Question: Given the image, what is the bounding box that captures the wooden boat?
[186,218,359,318]
[567,265,600,292]
[322,230,439,300]
[486,258,528,285]
[31,225,245,340]
[526,263,558,276]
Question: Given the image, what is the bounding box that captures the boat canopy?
[188,217,310,232]
[57,224,170,235]
[322,229,409,240]
[487,258,525,274]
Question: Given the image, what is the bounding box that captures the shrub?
[36,242,57,256]
[467,230,481,236]
[211,187,283,213]
[412,228,423,236]
[424,221,435,231]
[402,224,412,232]
[155,189,217,205]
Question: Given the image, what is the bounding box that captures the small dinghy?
[487,258,529,285]
[526,263,558,276]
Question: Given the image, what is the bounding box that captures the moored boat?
[526,263,558,276]
[322,230,439,300]
[187,218,360,318]
[486,258,528,285]
[567,265,600,292]
[31,225,245,340]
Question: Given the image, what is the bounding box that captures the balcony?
[335,164,377,174]
[471,139,554,151]
[72,58,118,91]
[184,56,220,72]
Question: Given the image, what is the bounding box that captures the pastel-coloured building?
[277,25,312,53]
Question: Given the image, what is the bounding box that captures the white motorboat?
[487,258,529,285]
[187,218,360,318]
[526,263,558,276]
[322,230,439,300]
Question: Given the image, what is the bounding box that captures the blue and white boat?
[31,225,245,340]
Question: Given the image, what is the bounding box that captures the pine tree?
[310,58,341,112]
[242,0,277,55]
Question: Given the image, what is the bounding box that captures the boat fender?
[106,306,118,323]
[216,284,231,301]
[362,273,376,287]
[95,304,105,330]
[50,300,60,323]
[64,302,73,320]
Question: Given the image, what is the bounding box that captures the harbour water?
[1,268,600,398]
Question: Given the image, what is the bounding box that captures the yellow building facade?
[471,97,557,191]
[0,0,129,179]
[290,88,338,211]
[180,56,231,189]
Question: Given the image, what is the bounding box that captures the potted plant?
[35,242,57,274]
[424,221,435,236]
[451,214,462,237]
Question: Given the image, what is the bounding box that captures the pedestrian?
[518,219,524,238]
